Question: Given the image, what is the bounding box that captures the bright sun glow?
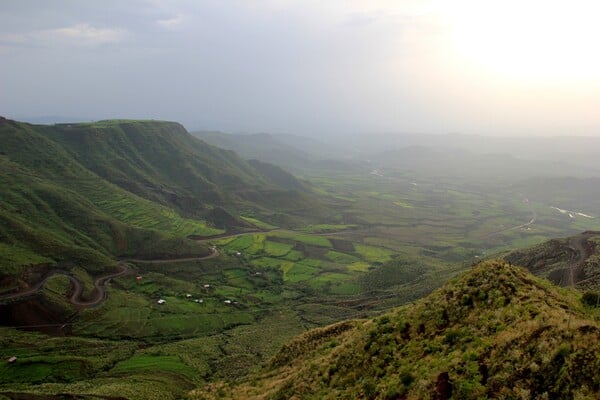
[430,0,600,83]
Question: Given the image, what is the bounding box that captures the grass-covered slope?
[41,120,326,222]
[0,118,243,280]
[0,117,335,277]
[192,260,600,400]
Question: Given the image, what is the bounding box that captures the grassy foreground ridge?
[192,260,600,400]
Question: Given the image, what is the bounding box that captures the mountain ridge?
[39,120,318,214]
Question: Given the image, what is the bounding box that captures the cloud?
[157,14,184,28]
[49,24,126,44]
[0,23,126,47]
[341,11,384,27]
[2,0,598,136]
[0,32,30,45]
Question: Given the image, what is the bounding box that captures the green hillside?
[0,117,328,284]
[192,260,600,400]
[42,120,327,222]
[0,118,209,276]
[2,116,600,400]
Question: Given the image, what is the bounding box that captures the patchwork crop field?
[3,158,600,399]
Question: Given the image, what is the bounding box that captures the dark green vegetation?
[42,121,326,225]
[0,117,330,278]
[3,118,600,399]
[193,261,600,400]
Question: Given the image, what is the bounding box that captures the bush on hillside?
[582,291,600,307]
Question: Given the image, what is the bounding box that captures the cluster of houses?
[156,297,236,305]
[156,294,204,305]
[186,294,204,303]
[138,275,213,305]
[138,270,239,307]
[155,286,236,306]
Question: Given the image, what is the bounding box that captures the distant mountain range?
[194,130,600,180]
[193,130,369,174]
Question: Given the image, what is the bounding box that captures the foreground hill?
[192,260,600,399]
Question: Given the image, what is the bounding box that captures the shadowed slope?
[505,231,600,290]
[41,120,327,222]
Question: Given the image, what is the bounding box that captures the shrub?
[443,329,462,346]
[400,371,414,387]
[582,291,600,307]
[384,384,405,399]
[461,294,473,307]
[362,379,377,399]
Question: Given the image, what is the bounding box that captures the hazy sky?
[1,0,599,136]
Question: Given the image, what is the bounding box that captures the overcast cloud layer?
[1,1,599,136]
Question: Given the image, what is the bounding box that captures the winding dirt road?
[124,246,219,264]
[0,247,220,307]
[69,262,129,306]
[0,263,129,307]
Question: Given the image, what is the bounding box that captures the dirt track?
[69,263,129,306]
[0,263,129,307]
[559,233,595,287]
[124,246,219,264]
[484,205,537,239]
